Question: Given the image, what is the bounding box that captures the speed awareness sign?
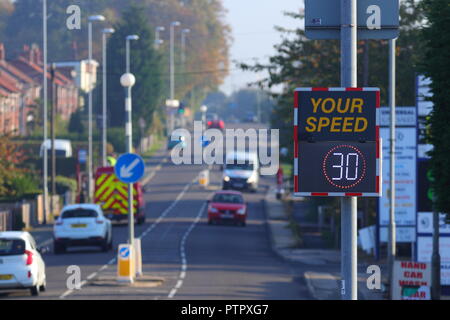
[293,87,382,197]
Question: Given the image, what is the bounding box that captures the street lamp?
[126,35,139,74]
[42,0,48,223]
[200,105,208,131]
[87,14,105,202]
[169,21,180,133]
[101,28,114,167]
[181,28,190,65]
[120,72,136,247]
[155,26,165,50]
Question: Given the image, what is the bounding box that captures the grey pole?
[170,21,180,133]
[101,28,114,167]
[155,26,164,50]
[388,38,397,295]
[42,0,48,224]
[181,28,190,65]
[432,195,441,299]
[124,36,138,246]
[88,21,93,202]
[87,15,105,201]
[340,0,358,300]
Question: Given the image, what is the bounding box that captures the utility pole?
[388,38,397,296]
[42,0,48,225]
[50,64,56,218]
[340,0,358,300]
[432,195,441,300]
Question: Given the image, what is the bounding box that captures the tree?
[240,1,424,160]
[421,0,450,214]
[105,4,165,145]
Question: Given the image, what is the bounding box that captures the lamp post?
[155,26,165,50]
[42,0,48,224]
[169,21,180,133]
[101,28,114,167]
[120,72,136,246]
[181,28,190,65]
[87,14,105,202]
[200,105,208,132]
[126,35,139,74]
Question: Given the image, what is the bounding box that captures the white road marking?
[167,202,206,299]
[59,169,198,299]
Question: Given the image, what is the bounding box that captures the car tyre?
[101,233,110,252]
[54,242,66,254]
[30,285,39,296]
[39,279,47,292]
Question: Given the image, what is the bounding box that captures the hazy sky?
[220,0,303,95]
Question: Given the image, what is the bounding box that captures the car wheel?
[30,285,39,296]
[39,279,47,292]
[54,242,65,254]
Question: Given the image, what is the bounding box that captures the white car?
[0,231,47,296]
[53,204,113,254]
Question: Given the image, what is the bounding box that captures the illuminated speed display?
[297,141,379,195]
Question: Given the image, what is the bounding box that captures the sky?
[219,0,304,96]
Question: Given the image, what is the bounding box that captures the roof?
[61,204,102,212]
[0,231,30,240]
[0,60,34,85]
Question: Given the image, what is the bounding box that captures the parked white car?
[53,204,113,254]
[0,231,47,296]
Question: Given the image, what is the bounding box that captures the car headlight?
[247,175,256,183]
[224,176,230,182]
[209,206,218,213]
[237,207,246,215]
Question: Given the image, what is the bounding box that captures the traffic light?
[178,102,186,115]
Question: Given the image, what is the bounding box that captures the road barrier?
[199,169,209,188]
[117,244,134,283]
[134,238,143,277]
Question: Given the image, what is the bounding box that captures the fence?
[0,193,65,231]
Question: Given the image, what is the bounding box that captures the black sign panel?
[296,90,378,141]
[418,159,433,212]
[297,141,378,194]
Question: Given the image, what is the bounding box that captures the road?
[0,123,310,300]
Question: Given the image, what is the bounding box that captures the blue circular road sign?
[114,153,145,184]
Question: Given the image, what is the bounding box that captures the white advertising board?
[379,127,416,231]
[417,236,450,285]
[392,260,431,300]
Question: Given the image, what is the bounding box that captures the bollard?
[134,238,143,277]
[199,169,209,188]
[117,243,134,283]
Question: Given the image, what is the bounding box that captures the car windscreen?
[0,239,26,256]
[225,161,254,171]
[212,194,244,204]
[62,209,98,219]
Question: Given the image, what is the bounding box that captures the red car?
[207,190,247,226]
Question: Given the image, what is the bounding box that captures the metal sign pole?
[125,86,134,246]
[388,38,397,295]
[340,0,357,300]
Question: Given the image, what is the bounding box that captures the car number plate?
[233,183,244,188]
[71,224,87,228]
[0,274,13,280]
[221,213,233,219]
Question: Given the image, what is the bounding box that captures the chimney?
[0,43,5,61]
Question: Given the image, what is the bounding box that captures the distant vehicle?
[167,132,187,150]
[207,190,247,226]
[222,152,259,192]
[0,231,47,296]
[94,167,145,224]
[39,139,72,158]
[207,118,225,130]
[244,112,258,123]
[53,204,113,254]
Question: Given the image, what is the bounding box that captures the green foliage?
[240,1,425,164]
[420,0,450,214]
[68,109,85,135]
[55,176,77,194]
[106,4,164,135]
[107,127,126,154]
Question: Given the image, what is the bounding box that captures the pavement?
[263,186,386,300]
